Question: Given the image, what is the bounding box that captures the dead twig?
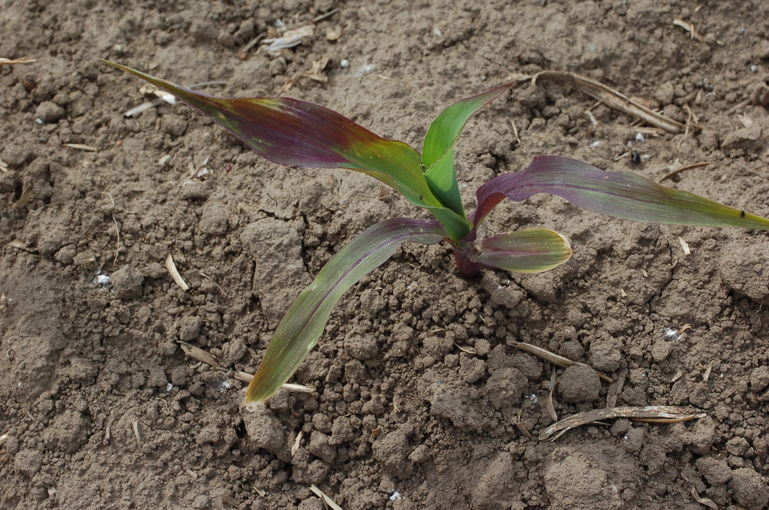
[545,371,558,422]
[659,161,711,183]
[310,485,344,510]
[0,57,36,65]
[533,71,687,134]
[540,405,706,441]
[510,341,613,383]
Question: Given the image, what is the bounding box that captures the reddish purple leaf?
[471,155,769,233]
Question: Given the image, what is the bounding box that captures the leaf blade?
[422,82,513,215]
[472,228,572,273]
[473,155,769,231]
[103,60,471,240]
[245,218,447,402]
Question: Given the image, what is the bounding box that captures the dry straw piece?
[533,70,687,134]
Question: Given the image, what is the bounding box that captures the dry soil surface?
[2,0,769,509]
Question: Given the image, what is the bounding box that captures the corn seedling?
[104,60,769,402]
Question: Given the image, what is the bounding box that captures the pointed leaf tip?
[102,60,472,240]
[473,156,769,232]
[422,82,513,216]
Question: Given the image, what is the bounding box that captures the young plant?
[103,60,769,402]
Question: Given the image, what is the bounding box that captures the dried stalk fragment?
[510,341,613,383]
[533,71,686,133]
[540,405,705,441]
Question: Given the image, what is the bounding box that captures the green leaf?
[245,218,447,402]
[101,60,471,239]
[471,228,573,273]
[422,82,512,215]
[473,156,769,231]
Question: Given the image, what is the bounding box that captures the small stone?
[180,180,211,201]
[14,448,43,476]
[196,424,220,445]
[749,366,769,392]
[589,340,622,372]
[53,244,76,265]
[111,265,144,300]
[695,456,732,485]
[560,340,585,361]
[307,431,336,464]
[42,410,91,453]
[729,467,769,509]
[484,367,527,410]
[168,365,188,386]
[422,335,453,357]
[344,334,378,361]
[243,404,288,461]
[460,356,486,384]
[372,429,412,478]
[651,340,673,362]
[73,250,97,268]
[192,495,210,509]
[178,316,203,341]
[558,365,601,403]
[161,113,187,137]
[35,101,65,122]
[721,126,763,157]
[146,365,168,388]
[719,239,769,302]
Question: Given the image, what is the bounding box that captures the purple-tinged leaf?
[471,229,572,273]
[472,155,769,232]
[246,218,447,402]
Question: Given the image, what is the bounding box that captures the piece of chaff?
[533,71,687,134]
[62,143,98,152]
[165,254,190,291]
[178,341,221,368]
[540,405,706,441]
[264,25,314,53]
[510,341,613,383]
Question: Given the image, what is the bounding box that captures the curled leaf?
[422,82,513,215]
[472,155,769,232]
[246,218,447,402]
[471,228,572,273]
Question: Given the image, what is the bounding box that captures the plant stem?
[452,247,482,278]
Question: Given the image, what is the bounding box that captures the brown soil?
[2,1,769,509]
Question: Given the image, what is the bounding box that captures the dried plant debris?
[0,57,36,65]
[165,254,190,291]
[510,341,613,383]
[309,485,344,510]
[264,25,314,53]
[178,341,221,368]
[533,71,687,133]
[540,406,706,441]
